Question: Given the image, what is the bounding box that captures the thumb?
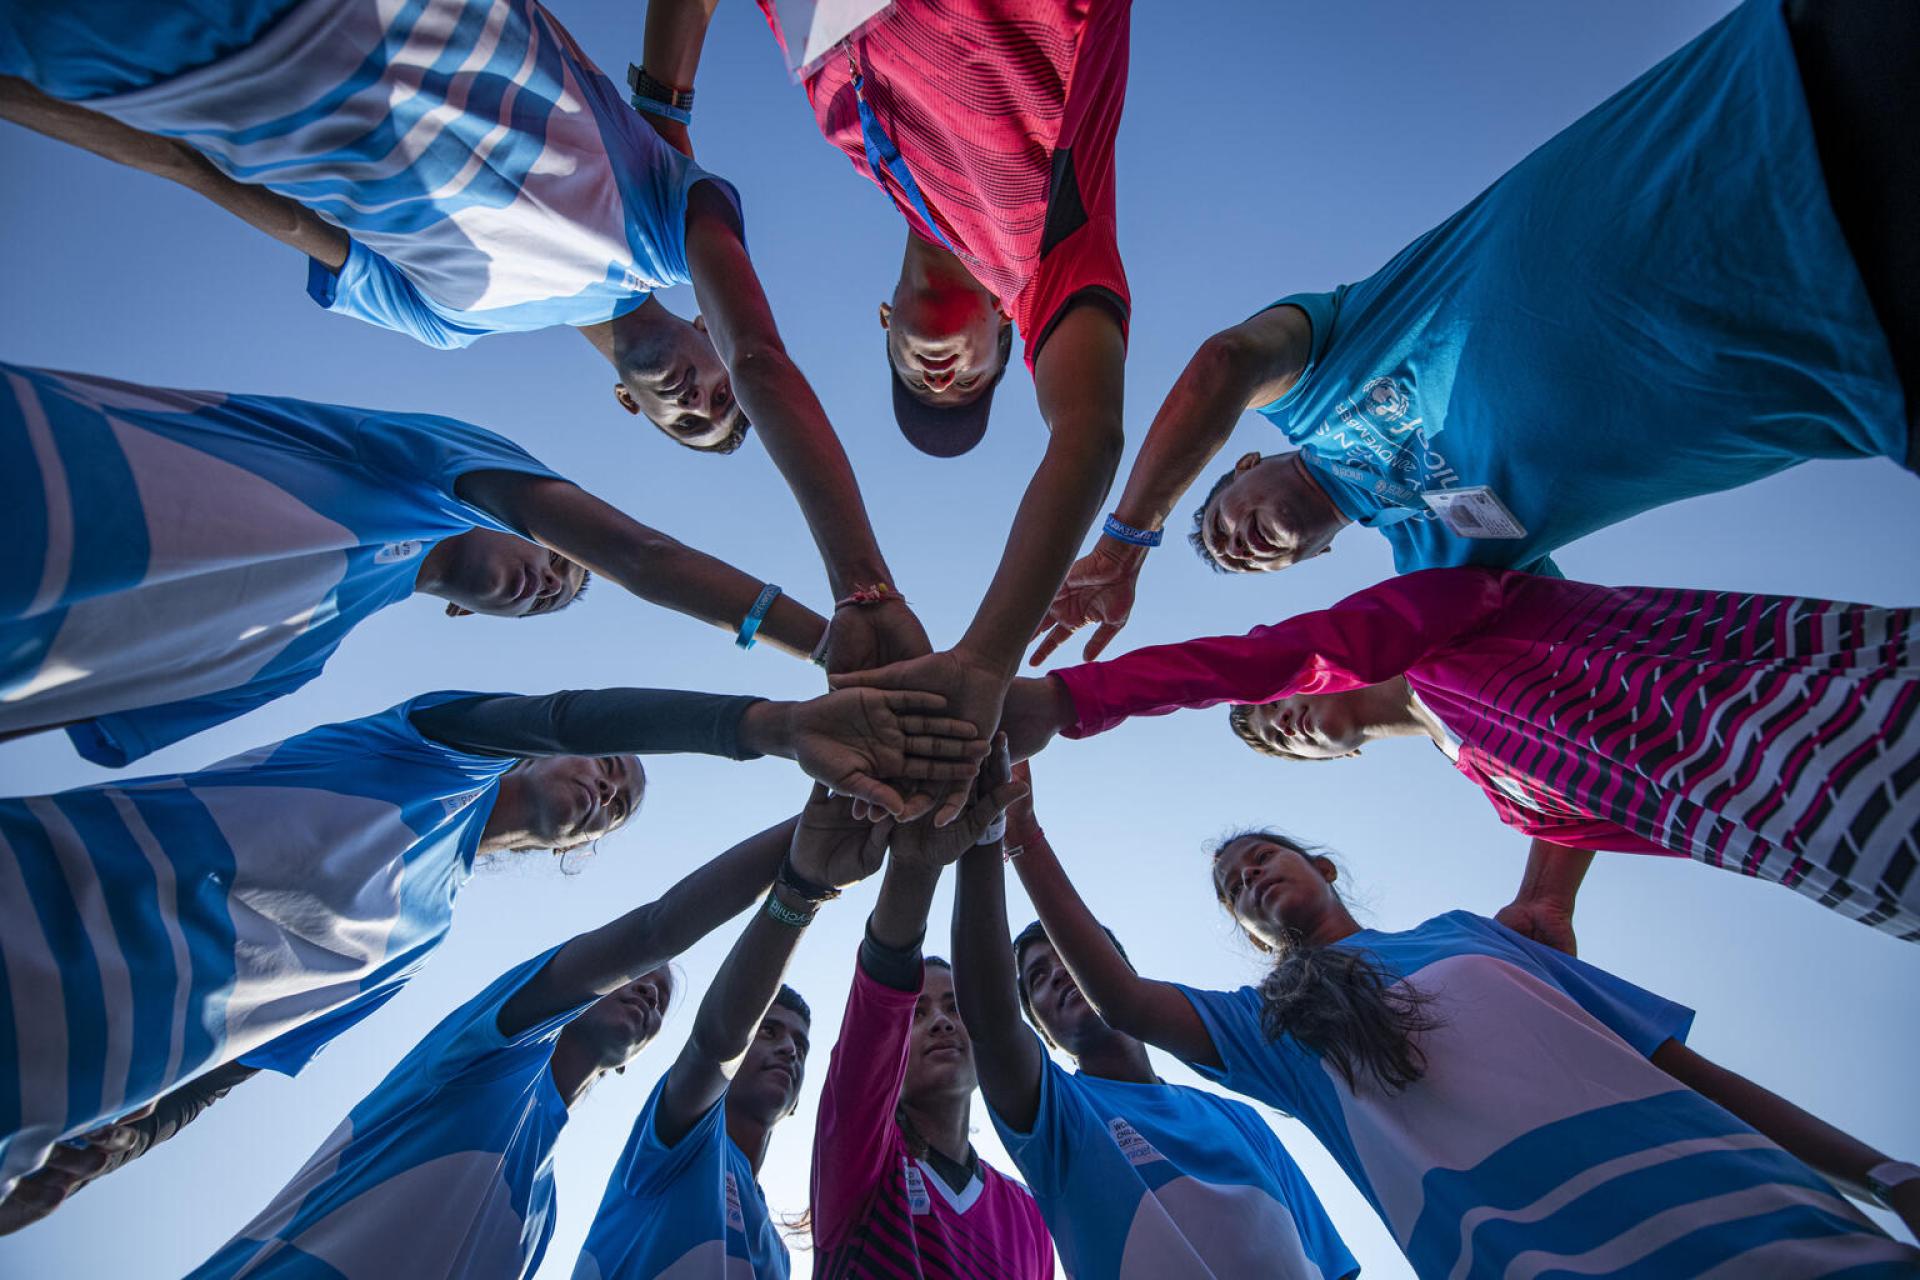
[826,658,919,691]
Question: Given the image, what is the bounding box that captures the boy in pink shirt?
[810,772,1053,1279]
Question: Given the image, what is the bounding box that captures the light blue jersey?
[574,1076,789,1280]
[0,693,513,1196]
[0,362,558,766]
[1255,0,1906,577]
[33,0,741,345]
[991,1055,1358,1280]
[1178,912,1919,1278]
[190,948,585,1280]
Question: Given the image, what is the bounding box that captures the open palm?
[830,650,1010,823]
[789,688,987,820]
[1028,542,1144,665]
[790,786,893,888]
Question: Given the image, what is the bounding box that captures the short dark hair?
[1011,921,1132,1047]
[772,984,811,1024]
[922,955,952,974]
[1188,466,1241,573]
[1210,829,1438,1093]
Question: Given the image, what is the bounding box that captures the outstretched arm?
[0,76,348,269]
[655,791,889,1146]
[682,187,927,670]
[1651,1040,1920,1238]
[456,470,827,659]
[1494,840,1593,956]
[1007,773,1220,1068]
[952,843,1047,1131]
[497,817,796,1036]
[1029,304,1312,664]
[637,0,723,155]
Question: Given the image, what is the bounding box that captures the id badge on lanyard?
[1321,462,1527,539]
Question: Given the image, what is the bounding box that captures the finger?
[898,758,991,781]
[1027,623,1074,667]
[837,772,907,818]
[931,778,972,827]
[895,791,936,823]
[987,732,1012,787]
[894,714,982,739]
[899,734,991,761]
[1081,621,1122,662]
[875,689,949,714]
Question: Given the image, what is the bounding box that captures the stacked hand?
[889,736,1028,871]
[773,689,989,821]
[1028,539,1145,665]
[820,596,933,679]
[789,784,895,889]
[1493,896,1578,956]
[831,649,1013,825]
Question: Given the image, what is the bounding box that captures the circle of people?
[2,0,1917,1276]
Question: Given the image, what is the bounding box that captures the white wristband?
[975,813,1008,846]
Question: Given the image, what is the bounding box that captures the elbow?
[725,338,793,388]
[1193,326,1256,382]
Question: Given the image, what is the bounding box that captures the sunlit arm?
[0,76,348,269]
[456,470,827,658]
[952,845,1047,1130]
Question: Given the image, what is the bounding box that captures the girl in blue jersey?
[952,773,1357,1280]
[0,361,834,767]
[0,683,985,1215]
[1023,818,1920,1277]
[178,814,806,1280]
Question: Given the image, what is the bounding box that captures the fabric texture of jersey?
[1253,0,1904,576]
[759,0,1131,369]
[572,1074,790,1279]
[29,0,741,345]
[0,361,561,766]
[1178,912,1919,1278]
[0,692,513,1197]
[189,947,587,1280]
[990,1052,1357,1280]
[1057,567,1920,940]
[812,957,1054,1280]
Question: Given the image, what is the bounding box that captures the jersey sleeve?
[1251,290,1341,417]
[66,667,318,768]
[1056,567,1511,738]
[347,411,563,533]
[811,956,915,1249]
[236,980,407,1077]
[417,945,585,1086]
[1478,914,1695,1057]
[988,1051,1087,1199]
[306,241,492,350]
[623,1073,725,1196]
[1172,983,1315,1117]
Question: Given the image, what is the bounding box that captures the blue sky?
[3,1,1916,1276]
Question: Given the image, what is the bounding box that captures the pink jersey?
[1058,567,1920,940]
[810,960,1055,1279]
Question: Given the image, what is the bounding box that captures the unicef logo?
[1359,377,1412,423]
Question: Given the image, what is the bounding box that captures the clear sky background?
[3,1,1917,1277]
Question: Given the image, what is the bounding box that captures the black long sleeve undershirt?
[407,688,766,761]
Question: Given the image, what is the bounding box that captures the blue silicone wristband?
[631,94,692,125]
[1102,514,1163,548]
[737,583,781,650]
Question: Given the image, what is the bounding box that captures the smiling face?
[565,966,674,1070]
[431,530,587,617]
[1197,452,1345,573]
[900,964,976,1102]
[727,1003,811,1123]
[1211,835,1341,951]
[880,289,1008,408]
[614,312,751,453]
[515,754,644,853]
[1017,937,1108,1055]
[1239,696,1369,760]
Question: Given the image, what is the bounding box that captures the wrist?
[738,700,795,759]
[1046,672,1077,731]
[1099,517,1162,551]
[1096,533,1152,565]
[765,883,818,929]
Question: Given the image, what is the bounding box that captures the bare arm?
[456,470,827,658]
[497,818,796,1036]
[952,844,1047,1131]
[1029,304,1313,664]
[682,189,898,601]
[636,0,723,154]
[0,76,348,269]
[1651,1039,1919,1235]
[1008,789,1219,1069]
[1494,839,1593,956]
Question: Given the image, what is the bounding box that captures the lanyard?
[1320,460,1427,525]
[847,50,955,251]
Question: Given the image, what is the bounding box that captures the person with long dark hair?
[950,772,1358,1279]
[808,746,1054,1279]
[1029,0,1917,666]
[1004,566,1920,941]
[0,682,984,1204]
[1012,814,1920,1277]
[179,815,805,1278]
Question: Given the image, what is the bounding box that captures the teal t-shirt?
[1256,0,1906,577]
